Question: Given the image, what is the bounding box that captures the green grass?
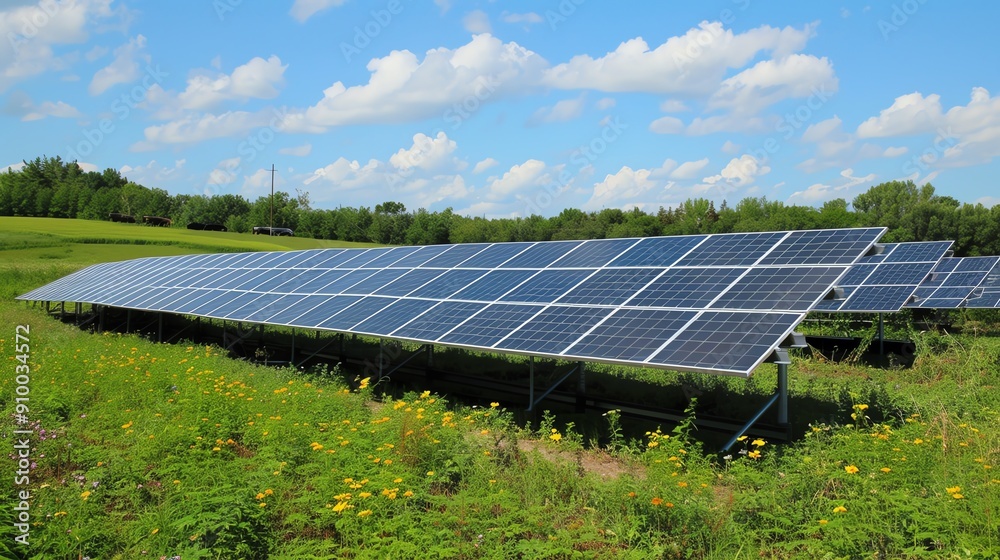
[1,218,1000,558]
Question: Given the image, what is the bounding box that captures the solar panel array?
[951,259,1000,308]
[18,228,886,377]
[905,256,1000,309]
[814,241,953,313]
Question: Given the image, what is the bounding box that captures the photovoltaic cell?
[407,269,488,299]
[495,306,613,354]
[391,301,488,341]
[336,248,392,268]
[389,245,452,268]
[291,269,352,294]
[267,295,338,325]
[283,296,361,327]
[499,241,583,269]
[549,238,639,268]
[340,268,411,295]
[499,270,596,303]
[359,246,420,268]
[839,286,918,312]
[760,228,883,265]
[353,298,440,336]
[555,268,663,306]
[882,241,953,263]
[674,232,786,267]
[565,309,697,362]
[439,304,545,347]
[373,269,447,296]
[607,235,706,267]
[456,242,534,268]
[649,312,800,373]
[420,243,490,268]
[626,268,744,309]
[318,296,396,330]
[710,266,844,311]
[449,270,538,301]
[862,263,932,286]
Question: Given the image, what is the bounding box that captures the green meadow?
[1,218,999,559]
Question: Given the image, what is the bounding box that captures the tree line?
[3,156,1000,256]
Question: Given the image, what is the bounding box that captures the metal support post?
[157,313,164,343]
[126,309,132,333]
[576,361,586,413]
[378,339,384,378]
[878,313,885,357]
[777,362,788,426]
[528,356,535,410]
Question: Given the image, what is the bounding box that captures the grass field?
[2,218,1000,559]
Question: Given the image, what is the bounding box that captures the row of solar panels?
[19,228,888,377]
[815,240,1000,312]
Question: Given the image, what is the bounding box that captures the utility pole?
[269,163,274,235]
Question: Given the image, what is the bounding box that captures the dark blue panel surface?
[760,228,883,265]
[627,268,744,308]
[173,290,228,314]
[359,246,420,268]
[353,298,439,336]
[882,241,952,263]
[456,242,534,268]
[266,295,339,324]
[499,241,583,269]
[955,256,999,273]
[838,264,877,287]
[943,272,991,288]
[340,268,411,295]
[311,250,359,269]
[711,266,844,311]
[565,309,696,362]
[840,286,918,312]
[499,269,595,303]
[675,232,786,267]
[607,235,707,267]
[192,290,248,317]
[290,269,351,294]
[283,296,361,327]
[407,269,489,299]
[337,248,395,268]
[310,269,379,295]
[374,269,447,296]
[555,268,662,306]
[391,301,488,340]
[450,270,538,301]
[966,293,1000,308]
[495,306,613,354]
[420,243,491,268]
[389,245,452,268]
[863,263,933,286]
[650,312,800,374]
[549,238,639,268]
[439,304,544,347]
[318,296,397,330]
[227,293,304,322]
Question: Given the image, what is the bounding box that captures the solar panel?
[818,241,952,312]
[964,264,1000,308]
[17,227,888,377]
[905,256,1000,308]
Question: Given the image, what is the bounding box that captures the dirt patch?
[517,439,644,480]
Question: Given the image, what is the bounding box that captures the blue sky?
[2,0,999,217]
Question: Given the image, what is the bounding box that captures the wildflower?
[258,502,266,508]
[833,506,847,513]
[946,486,961,494]
[880,467,891,473]
[748,450,761,459]
[854,404,869,411]
[359,377,371,390]
[426,471,434,477]
[751,438,766,447]
[420,390,431,398]
[490,402,499,408]
[818,519,828,525]
[651,497,663,506]
[549,432,562,441]
[844,465,859,474]
[80,491,91,501]
[358,509,373,517]
[403,490,414,497]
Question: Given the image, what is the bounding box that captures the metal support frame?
[878,313,885,357]
[720,362,790,453]
[527,361,583,412]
